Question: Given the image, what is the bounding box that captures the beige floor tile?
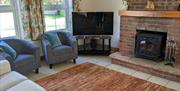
[96,61,111,67]
[26,61,75,81]
[132,71,152,80]
[96,56,111,61]
[53,62,75,72]
[39,66,57,74]
[76,56,99,64]
[95,56,112,67]
[107,64,123,70]
[166,81,180,91]
[117,67,136,75]
[27,73,48,81]
[148,76,170,86]
[77,56,91,61]
[96,58,111,63]
[76,58,97,64]
[107,64,136,75]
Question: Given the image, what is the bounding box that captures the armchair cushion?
[15,54,34,68]
[57,32,68,45]
[0,60,11,75]
[0,41,17,59]
[53,45,72,56]
[45,33,62,48]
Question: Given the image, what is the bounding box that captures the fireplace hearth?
[135,30,167,61]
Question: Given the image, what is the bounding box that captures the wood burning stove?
[135,30,167,60]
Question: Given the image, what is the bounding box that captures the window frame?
[0,0,23,38]
[43,0,71,31]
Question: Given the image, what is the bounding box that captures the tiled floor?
[26,55,180,91]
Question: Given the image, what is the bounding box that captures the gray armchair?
[42,31,78,69]
[0,38,40,75]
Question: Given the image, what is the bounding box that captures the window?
[0,0,10,5]
[43,0,67,31]
[0,12,16,37]
[0,0,16,37]
[0,0,22,38]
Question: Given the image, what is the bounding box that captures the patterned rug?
[36,63,174,91]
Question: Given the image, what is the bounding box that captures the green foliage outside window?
[43,0,63,5]
[0,0,10,5]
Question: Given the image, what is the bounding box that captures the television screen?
[72,12,114,35]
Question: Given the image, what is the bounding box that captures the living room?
[0,0,180,91]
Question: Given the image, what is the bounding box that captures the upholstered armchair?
[0,38,40,75]
[41,31,78,69]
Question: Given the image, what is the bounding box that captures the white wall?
[79,0,125,48]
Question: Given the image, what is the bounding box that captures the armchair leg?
[35,68,39,74]
[49,64,53,69]
[73,59,76,64]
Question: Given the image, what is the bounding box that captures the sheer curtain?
[65,0,73,32]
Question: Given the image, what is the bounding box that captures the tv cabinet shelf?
[76,36,111,55]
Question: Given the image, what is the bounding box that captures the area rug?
[36,62,174,91]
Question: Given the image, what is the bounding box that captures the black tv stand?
[76,35,111,55]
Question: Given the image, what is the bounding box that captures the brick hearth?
[110,52,180,83]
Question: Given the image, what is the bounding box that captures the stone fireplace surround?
[119,11,180,62]
[110,11,180,82]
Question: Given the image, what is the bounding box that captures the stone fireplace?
[135,30,167,61]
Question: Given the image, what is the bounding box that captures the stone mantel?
[119,11,180,18]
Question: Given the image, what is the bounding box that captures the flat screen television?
[72,12,114,35]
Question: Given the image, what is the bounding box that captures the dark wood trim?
[111,47,119,53]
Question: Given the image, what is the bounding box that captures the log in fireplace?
[135,30,167,61]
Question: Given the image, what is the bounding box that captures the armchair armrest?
[65,32,78,59]
[2,38,39,54]
[18,40,40,54]
[0,60,11,75]
[41,39,53,62]
[0,51,15,70]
